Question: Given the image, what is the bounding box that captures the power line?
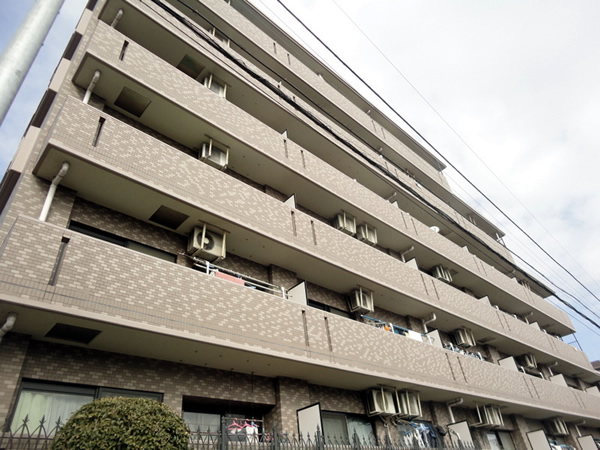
[447,174,600,323]
[330,0,600,305]
[273,0,600,325]
[153,0,600,333]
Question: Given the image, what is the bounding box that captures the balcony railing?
[2,216,600,419]
[188,255,287,298]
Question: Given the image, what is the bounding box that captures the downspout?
[523,311,534,324]
[39,162,69,222]
[110,9,124,28]
[400,245,415,263]
[547,361,558,377]
[0,312,17,344]
[447,398,463,423]
[83,70,101,104]
[573,420,585,437]
[422,312,437,334]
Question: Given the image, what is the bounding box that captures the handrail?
[182,253,287,298]
[361,315,429,343]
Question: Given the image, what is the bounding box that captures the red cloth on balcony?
[214,271,245,285]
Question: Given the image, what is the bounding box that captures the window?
[321,412,374,444]
[69,221,177,263]
[11,384,94,432]
[176,55,205,80]
[114,86,151,118]
[10,381,162,432]
[212,28,230,47]
[487,430,516,450]
[308,300,352,319]
[182,396,269,440]
[184,412,220,434]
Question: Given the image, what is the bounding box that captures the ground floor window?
[487,430,516,450]
[321,412,374,444]
[182,396,270,442]
[10,380,162,433]
[183,412,221,434]
[11,389,93,432]
[548,437,576,450]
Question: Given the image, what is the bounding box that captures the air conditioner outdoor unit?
[474,405,503,427]
[357,223,378,246]
[365,388,396,416]
[187,224,226,262]
[452,327,476,348]
[395,390,422,419]
[431,264,452,283]
[334,211,356,236]
[520,353,537,369]
[350,287,374,313]
[546,417,569,436]
[200,139,229,170]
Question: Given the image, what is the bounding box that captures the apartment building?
[0,0,599,449]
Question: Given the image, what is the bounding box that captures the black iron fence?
[0,417,484,450]
[0,417,62,450]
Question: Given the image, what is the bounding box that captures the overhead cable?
[147,0,600,333]
[273,0,600,328]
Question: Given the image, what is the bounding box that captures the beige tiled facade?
[0,0,599,448]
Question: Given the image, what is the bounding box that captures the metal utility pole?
[0,0,66,127]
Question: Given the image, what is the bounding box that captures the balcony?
[95,0,523,298]
[0,216,599,425]
[66,17,572,339]
[32,96,594,380]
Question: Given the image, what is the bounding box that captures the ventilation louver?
[350,287,374,313]
[431,265,452,283]
[357,223,378,246]
[334,211,356,236]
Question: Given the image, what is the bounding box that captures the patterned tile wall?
[85,19,571,333]
[24,19,572,372]
[4,91,591,372]
[6,338,274,417]
[150,0,516,264]
[84,14,543,329]
[1,217,598,421]
[0,334,30,428]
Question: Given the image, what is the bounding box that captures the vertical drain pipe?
[574,420,585,437]
[110,9,124,28]
[0,312,17,344]
[39,162,69,222]
[422,312,437,333]
[399,245,415,263]
[83,70,101,104]
[447,398,463,423]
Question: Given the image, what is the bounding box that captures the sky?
[0,1,599,361]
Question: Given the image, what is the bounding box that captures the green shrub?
[51,397,189,449]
